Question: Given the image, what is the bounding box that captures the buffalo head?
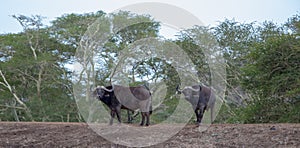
[176,85,201,101]
[176,84,215,125]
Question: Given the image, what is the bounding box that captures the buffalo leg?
[140,112,145,126]
[198,110,204,124]
[198,106,206,124]
[116,109,121,124]
[210,103,215,123]
[127,110,131,123]
[127,110,134,123]
[145,112,150,126]
[210,106,214,123]
[194,109,200,123]
[110,111,115,125]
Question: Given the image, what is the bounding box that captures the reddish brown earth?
[0,122,299,147]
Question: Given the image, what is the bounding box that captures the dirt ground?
[0,122,299,148]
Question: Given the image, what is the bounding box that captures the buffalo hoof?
[197,123,202,127]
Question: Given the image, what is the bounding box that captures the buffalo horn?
[100,85,114,92]
[185,86,199,91]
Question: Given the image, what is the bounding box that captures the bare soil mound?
[0,122,299,147]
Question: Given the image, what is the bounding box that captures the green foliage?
[221,14,300,124]
[151,96,180,124]
[0,15,80,122]
[50,11,105,48]
[225,97,300,123]
[175,28,209,83]
[214,103,236,123]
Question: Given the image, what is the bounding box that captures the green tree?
[0,15,80,122]
[212,20,258,106]
[240,17,300,123]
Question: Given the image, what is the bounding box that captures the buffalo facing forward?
[93,85,152,126]
[176,85,216,125]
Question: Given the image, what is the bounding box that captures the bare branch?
[0,70,33,121]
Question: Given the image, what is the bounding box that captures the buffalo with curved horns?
[176,85,216,125]
[93,85,152,126]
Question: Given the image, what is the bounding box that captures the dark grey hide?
[94,85,152,126]
[93,86,127,125]
[176,85,215,125]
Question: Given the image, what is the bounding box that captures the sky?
[1,0,299,35]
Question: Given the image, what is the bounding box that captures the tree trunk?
[0,70,34,121]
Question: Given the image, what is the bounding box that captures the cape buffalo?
[176,85,215,125]
[93,85,152,126]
